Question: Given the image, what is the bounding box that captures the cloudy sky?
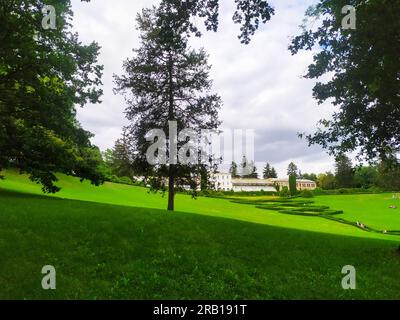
[71,0,338,177]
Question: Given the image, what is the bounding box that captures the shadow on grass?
[2,186,400,244]
[0,187,65,201]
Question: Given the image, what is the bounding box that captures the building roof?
[297,179,317,183]
[269,178,316,184]
[232,178,275,186]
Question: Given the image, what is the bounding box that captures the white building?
[212,172,277,192]
[269,178,317,190]
[212,172,233,191]
[232,178,277,192]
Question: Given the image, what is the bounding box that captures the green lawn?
[1,169,398,240]
[1,170,400,299]
[314,194,400,231]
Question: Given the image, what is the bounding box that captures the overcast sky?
[71,0,338,177]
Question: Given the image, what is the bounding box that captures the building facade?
[212,173,277,192]
[269,178,317,190]
[212,172,233,191]
[231,179,277,192]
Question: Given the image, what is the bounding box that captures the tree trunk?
[168,164,175,211]
[167,53,175,211]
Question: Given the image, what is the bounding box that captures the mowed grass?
[1,169,398,240]
[1,189,400,299]
[314,194,400,231]
[1,170,400,299]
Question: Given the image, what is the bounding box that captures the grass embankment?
[1,189,400,299]
[1,170,400,299]
[1,169,398,239]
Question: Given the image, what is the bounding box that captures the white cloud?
[71,0,337,176]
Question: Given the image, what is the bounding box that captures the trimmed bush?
[289,174,297,196]
[279,186,290,198]
[313,187,385,195]
[300,189,314,198]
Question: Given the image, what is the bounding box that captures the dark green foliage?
[313,187,383,196]
[302,173,317,182]
[238,156,258,178]
[0,0,104,192]
[263,162,277,178]
[200,189,277,198]
[102,138,136,182]
[287,162,298,176]
[289,174,297,196]
[287,162,298,195]
[3,189,400,299]
[236,197,400,235]
[354,166,379,189]
[376,161,400,191]
[158,0,275,44]
[114,7,221,210]
[291,0,400,161]
[335,154,354,188]
[252,199,343,217]
[229,161,239,178]
[347,160,400,192]
[270,167,277,178]
[279,186,290,198]
[317,172,336,190]
[300,189,314,198]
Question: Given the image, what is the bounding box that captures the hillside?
[1,187,400,299]
[1,170,400,299]
[1,169,398,240]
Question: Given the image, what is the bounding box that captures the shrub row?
[313,187,384,195]
[233,196,399,236]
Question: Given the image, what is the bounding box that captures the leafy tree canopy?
[287,162,298,177]
[0,0,104,192]
[229,161,239,178]
[291,0,400,163]
[263,162,277,178]
[317,171,336,190]
[334,153,354,188]
[158,0,275,44]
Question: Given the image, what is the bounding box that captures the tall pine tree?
[263,162,277,178]
[114,6,221,211]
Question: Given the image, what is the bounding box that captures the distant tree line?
[229,156,258,179]
[309,155,400,191]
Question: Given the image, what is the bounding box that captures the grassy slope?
[1,170,398,241]
[2,170,400,299]
[1,189,400,299]
[314,194,400,231]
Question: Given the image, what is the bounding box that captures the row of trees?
[0,0,106,192]
[103,141,400,192]
[263,163,277,179]
[112,0,400,210]
[228,159,278,179]
[229,157,258,178]
[0,0,272,209]
[112,0,279,210]
[297,155,400,191]
[2,0,399,210]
